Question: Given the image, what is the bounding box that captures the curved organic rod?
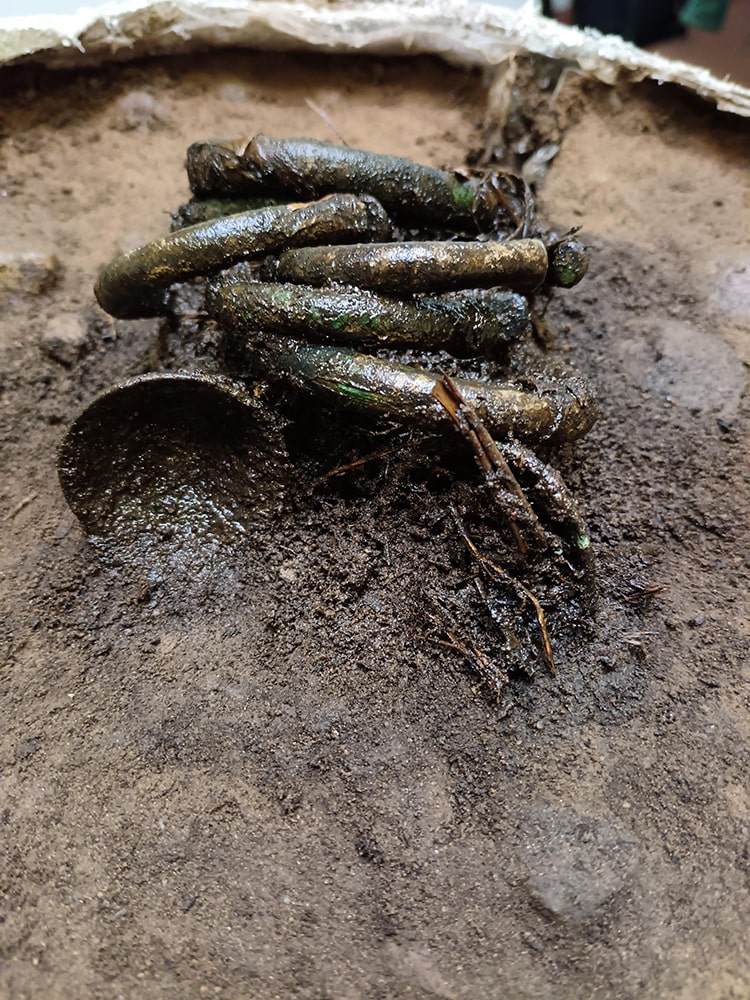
[187,134,530,231]
[94,194,390,318]
[241,335,599,445]
[207,279,530,356]
[262,238,551,294]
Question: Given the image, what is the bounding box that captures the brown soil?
[1,50,749,1000]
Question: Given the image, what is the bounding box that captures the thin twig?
[421,601,507,697]
[623,583,665,602]
[418,634,481,658]
[316,439,411,483]
[304,98,350,146]
[5,493,38,520]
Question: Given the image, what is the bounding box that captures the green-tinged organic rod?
[170,196,282,230]
[207,280,530,356]
[95,194,391,319]
[262,239,550,295]
[186,135,526,230]
[246,336,598,444]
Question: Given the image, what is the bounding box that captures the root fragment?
[449,506,556,677]
[423,598,509,698]
[432,372,547,556]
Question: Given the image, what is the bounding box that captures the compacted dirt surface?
[0,50,748,1000]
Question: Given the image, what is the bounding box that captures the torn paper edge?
[1,0,748,118]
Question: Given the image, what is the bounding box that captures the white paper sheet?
[1,0,747,118]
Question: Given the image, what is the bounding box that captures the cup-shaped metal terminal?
[58,372,285,545]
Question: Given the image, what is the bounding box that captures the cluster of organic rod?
[91,135,597,569]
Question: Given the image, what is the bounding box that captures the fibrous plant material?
[433,371,549,558]
[500,438,592,559]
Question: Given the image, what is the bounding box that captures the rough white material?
[1,0,748,117]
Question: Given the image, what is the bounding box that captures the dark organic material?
[206,279,530,355]
[245,335,598,446]
[263,239,550,294]
[186,134,529,231]
[95,194,391,318]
